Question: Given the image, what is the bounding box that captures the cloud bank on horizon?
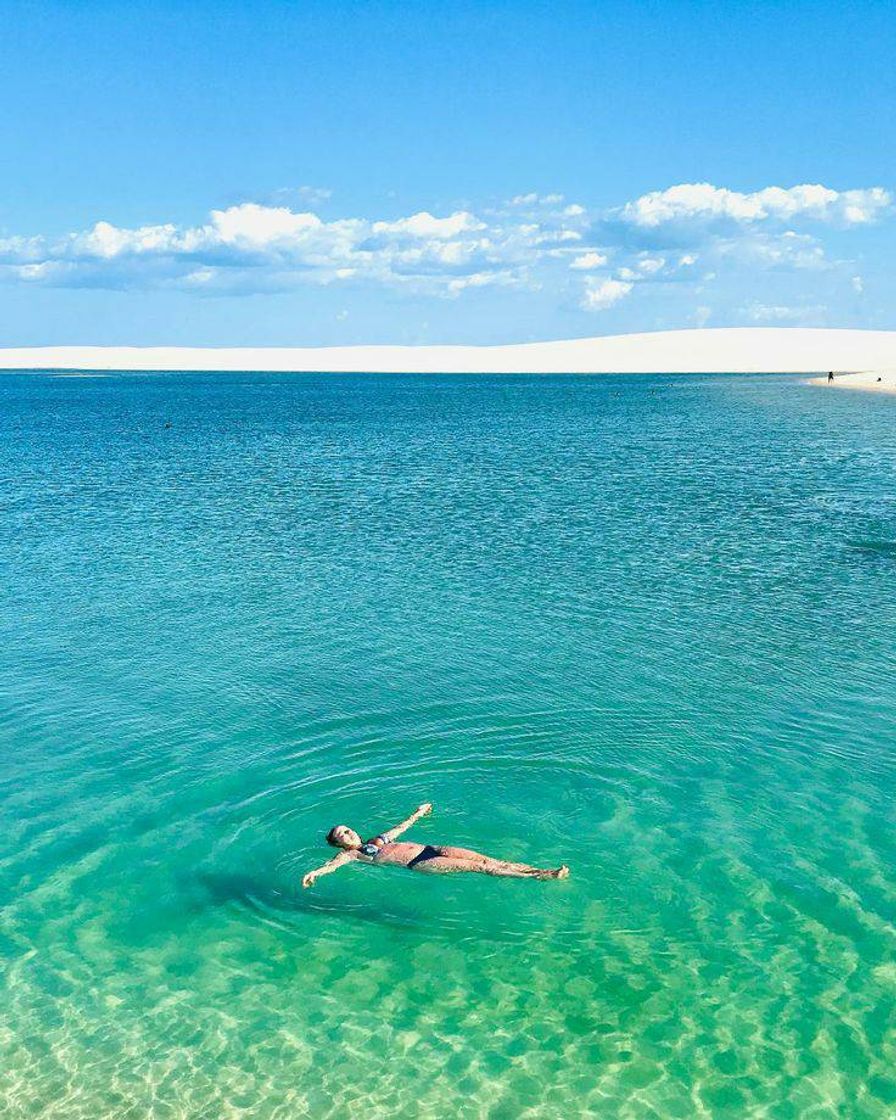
[1,181,889,324]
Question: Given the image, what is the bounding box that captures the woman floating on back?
[302,802,568,888]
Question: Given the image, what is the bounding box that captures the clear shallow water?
[2,370,896,1118]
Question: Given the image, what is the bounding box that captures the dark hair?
[326,826,342,847]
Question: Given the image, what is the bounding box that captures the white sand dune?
[2,328,896,381]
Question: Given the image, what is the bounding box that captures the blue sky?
[1,0,894,345]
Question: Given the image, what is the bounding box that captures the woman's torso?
[361,839,425,867]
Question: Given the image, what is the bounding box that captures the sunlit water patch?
[2,371,896,1117]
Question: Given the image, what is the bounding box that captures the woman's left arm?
[382,802,433,842]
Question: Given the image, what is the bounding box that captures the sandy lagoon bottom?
[2,370,896,1118]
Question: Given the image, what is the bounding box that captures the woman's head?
[326,824,362,850]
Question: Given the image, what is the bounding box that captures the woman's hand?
[417,802,433,816]
[302,871,317,889]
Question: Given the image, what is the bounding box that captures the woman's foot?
[532,865,569,879]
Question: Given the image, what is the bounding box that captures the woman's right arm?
[302,850,356,888]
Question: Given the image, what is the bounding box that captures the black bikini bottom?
[406,845,444,869]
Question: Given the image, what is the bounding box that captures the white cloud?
[210,204,325,248]
[16,261,68,281]
[185,268,216,286]
[619,182,891,228]
[852,275,864,293]
[570,250,608,270]
[743,302,827,323]
[716,230,827,271]
[581,277,633,311]
[371,210,484,240]
[0,180,889,311]
[509,192,565,206]
[72,220,182,258]
[446,270,519,294]
[272,185,333,207]
[614,256,670,281]
[0,199,587,296]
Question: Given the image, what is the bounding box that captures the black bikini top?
[359,834,389,858]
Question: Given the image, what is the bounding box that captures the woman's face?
[330,825,362,849]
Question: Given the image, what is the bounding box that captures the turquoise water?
[2,370,896,1118]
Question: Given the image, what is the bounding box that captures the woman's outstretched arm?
[302,850,356,889]
[382,802,433,841]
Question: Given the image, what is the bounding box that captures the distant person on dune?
[302,803,569,887]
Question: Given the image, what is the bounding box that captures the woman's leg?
[410,852,567,879]
[435,846,567,878]
[475,857,568,879]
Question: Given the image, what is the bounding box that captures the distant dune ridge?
[2,329,896,385]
